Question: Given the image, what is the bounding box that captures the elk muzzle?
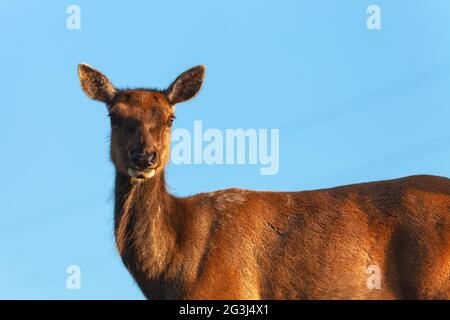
[131,149,158,170]
[128,149,159,181]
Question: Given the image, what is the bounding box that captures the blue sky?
[1,1,449,299]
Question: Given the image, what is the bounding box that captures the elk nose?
[130,149,158,170]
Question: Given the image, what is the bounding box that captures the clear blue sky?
[1,1,449,299]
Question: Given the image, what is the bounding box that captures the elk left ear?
[166,65,205,105]
[78,63,116,103]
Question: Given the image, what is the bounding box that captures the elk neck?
[113,170,179,278]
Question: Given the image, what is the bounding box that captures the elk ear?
[78,64,116,103]
[166,65,205,104]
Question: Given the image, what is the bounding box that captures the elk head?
[78,64,205,183]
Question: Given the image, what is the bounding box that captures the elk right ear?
[78,64,116,103]
[166,65,206,105]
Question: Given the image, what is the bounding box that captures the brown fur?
[78,64,450,299]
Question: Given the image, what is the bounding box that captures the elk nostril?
[147,151,158,167]
[148,151,158,166]
[131,149,142,163]
[131,149,158,169]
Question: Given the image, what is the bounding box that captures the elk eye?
[167,115,176,126]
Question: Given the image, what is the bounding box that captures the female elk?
[78,64,450,299]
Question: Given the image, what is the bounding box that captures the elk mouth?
[127,167,157,181]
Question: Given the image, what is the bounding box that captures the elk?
[78,63,450,300]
